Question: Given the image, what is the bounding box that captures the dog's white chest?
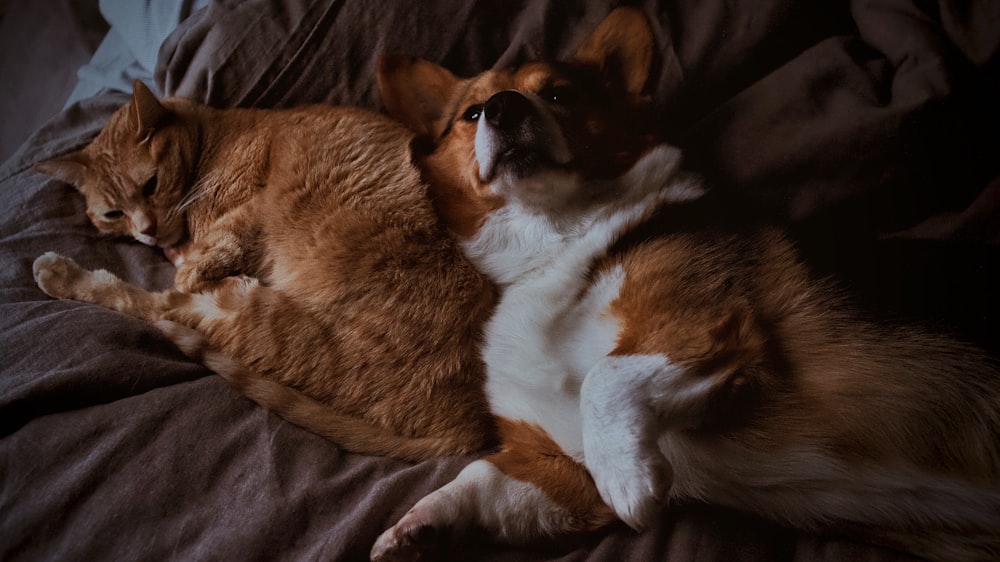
[466,146,701,458]
[482,259,624,457]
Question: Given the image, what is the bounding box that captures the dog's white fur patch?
[467,146,704,463]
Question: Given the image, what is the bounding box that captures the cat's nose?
[135,213,157,237]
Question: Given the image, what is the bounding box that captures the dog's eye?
[104,210,125,220]
[461,104,484,122]
[142,175,157,198]
[539,86,578,106]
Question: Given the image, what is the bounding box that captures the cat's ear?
[378,55,459,138]
[129,79,169,143]
[575,7,654,98]
[35,152,89,189]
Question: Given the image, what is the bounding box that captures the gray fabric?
[0,0,106,163]
[67,0,209,104]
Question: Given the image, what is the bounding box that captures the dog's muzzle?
[475,90,571,182]
[483,90,533,131]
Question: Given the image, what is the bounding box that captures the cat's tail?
[153,320,483,462]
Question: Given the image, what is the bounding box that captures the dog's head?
[379,7,665,237]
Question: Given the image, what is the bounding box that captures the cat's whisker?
[171,183,208,220]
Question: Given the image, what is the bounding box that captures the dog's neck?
[461,144,703,286]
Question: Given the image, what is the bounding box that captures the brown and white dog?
[373,7,1000,561]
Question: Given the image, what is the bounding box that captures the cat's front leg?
[174,210,261,293]
[173,237,245,293]
[33,252,176,322]
[34,252,124,303]
[163,241,193,267]
[174,233,257,293]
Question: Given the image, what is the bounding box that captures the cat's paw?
[33,252,92,300]
[584,429,667,531]
[370,512,443,562]
[172,259,204,293]
[172,238,247,293]
[174,263,229,293]
[163,245,184,266]
[173,255,239,293]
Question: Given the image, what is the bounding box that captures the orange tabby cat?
[34,81,497,459]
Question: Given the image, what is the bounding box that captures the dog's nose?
[484,90,532,130]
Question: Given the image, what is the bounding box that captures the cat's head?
[36,80,193,250]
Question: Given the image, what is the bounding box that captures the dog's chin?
[488,150,545,181]
[479,145,568,185]
[481,156,584,214]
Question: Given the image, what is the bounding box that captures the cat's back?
[256,103,488,314]
[260,105,430,222]
[239,104,497,436]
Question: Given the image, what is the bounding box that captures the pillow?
[156,0,586,109]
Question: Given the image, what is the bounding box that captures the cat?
[34,81,497,460]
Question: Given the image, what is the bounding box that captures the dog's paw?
[584,432,667,531]
[33,252,92,299]
[370,513,443,562]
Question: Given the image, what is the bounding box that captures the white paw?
[370,509,443,562]
[33,252,87,299]
[584,431,667,530]
[164,247,183,265]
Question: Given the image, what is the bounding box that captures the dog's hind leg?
[370,418,614,561]
[580,353,753,530]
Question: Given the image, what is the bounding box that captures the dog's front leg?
[371,420,614,561]
[370,460,545,561]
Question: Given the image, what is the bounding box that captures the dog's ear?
[379,55,459,138]
[575,7,654,98]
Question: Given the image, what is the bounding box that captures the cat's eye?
[104,210,124,220]
[461,104,484,122]
[539,85,578,107]
[142,175,158,198]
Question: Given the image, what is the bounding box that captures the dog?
[372,7,1000,561]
